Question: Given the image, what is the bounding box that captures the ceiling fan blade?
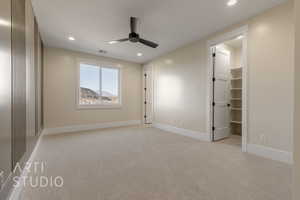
[116,38,129,42]
[130,17,137,33]
[139,38,159,48]
[108,38,128,44]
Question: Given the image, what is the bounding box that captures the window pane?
[79,64,101,105]
[101,67,119,104]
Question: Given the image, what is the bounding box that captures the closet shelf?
[231,121,242,124]
[231,77,242,81]
[230,65,243,134]
[230,67,242,71]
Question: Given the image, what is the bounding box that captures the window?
[78,62,121,108]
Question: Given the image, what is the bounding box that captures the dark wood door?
[11,0,26,168]
[0,0,12,189]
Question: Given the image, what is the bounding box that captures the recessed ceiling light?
[68,36,75,41]
[0,19,10,27]
[227,0,238,7]
[236,35,244,40]
[108,41,118,44]
[137,53,143,57]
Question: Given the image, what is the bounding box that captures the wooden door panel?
[12,0,26,168]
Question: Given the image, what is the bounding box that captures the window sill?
[77,104,122,110]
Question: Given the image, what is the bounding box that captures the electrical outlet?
[178,121,182,127]
[0,170,4,190]
[259,134,266,145]
[179,121,184,127]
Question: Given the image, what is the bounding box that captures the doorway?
[207,26,248,151]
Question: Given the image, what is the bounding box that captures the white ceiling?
[31,0,286,64]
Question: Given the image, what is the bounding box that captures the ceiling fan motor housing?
[108,17,158,48]
[129,32,139,42]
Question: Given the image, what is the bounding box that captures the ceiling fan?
[108,17,159,48]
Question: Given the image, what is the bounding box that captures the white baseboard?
[8,130,44,200]
[43,120,142,135]
[153,123,292,164]
[247,144,293,164]
[153,122,210,142]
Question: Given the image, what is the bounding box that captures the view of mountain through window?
[79,63,120,105]
[101,67,119,103]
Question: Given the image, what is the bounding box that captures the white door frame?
[206,25,248,152]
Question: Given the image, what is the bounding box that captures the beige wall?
[150,41,208,132]
[294,0,299,199]
[147,1,294,152]
[44,47,142,128]
[233,47,242,67]
[247,1,294,152]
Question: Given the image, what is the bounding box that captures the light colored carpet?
[20,126,292,200]
[217,135,242,147]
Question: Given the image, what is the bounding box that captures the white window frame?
[76,58,122,109]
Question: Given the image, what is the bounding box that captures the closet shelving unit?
[231,121,242,124]
[230,67,242,135]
